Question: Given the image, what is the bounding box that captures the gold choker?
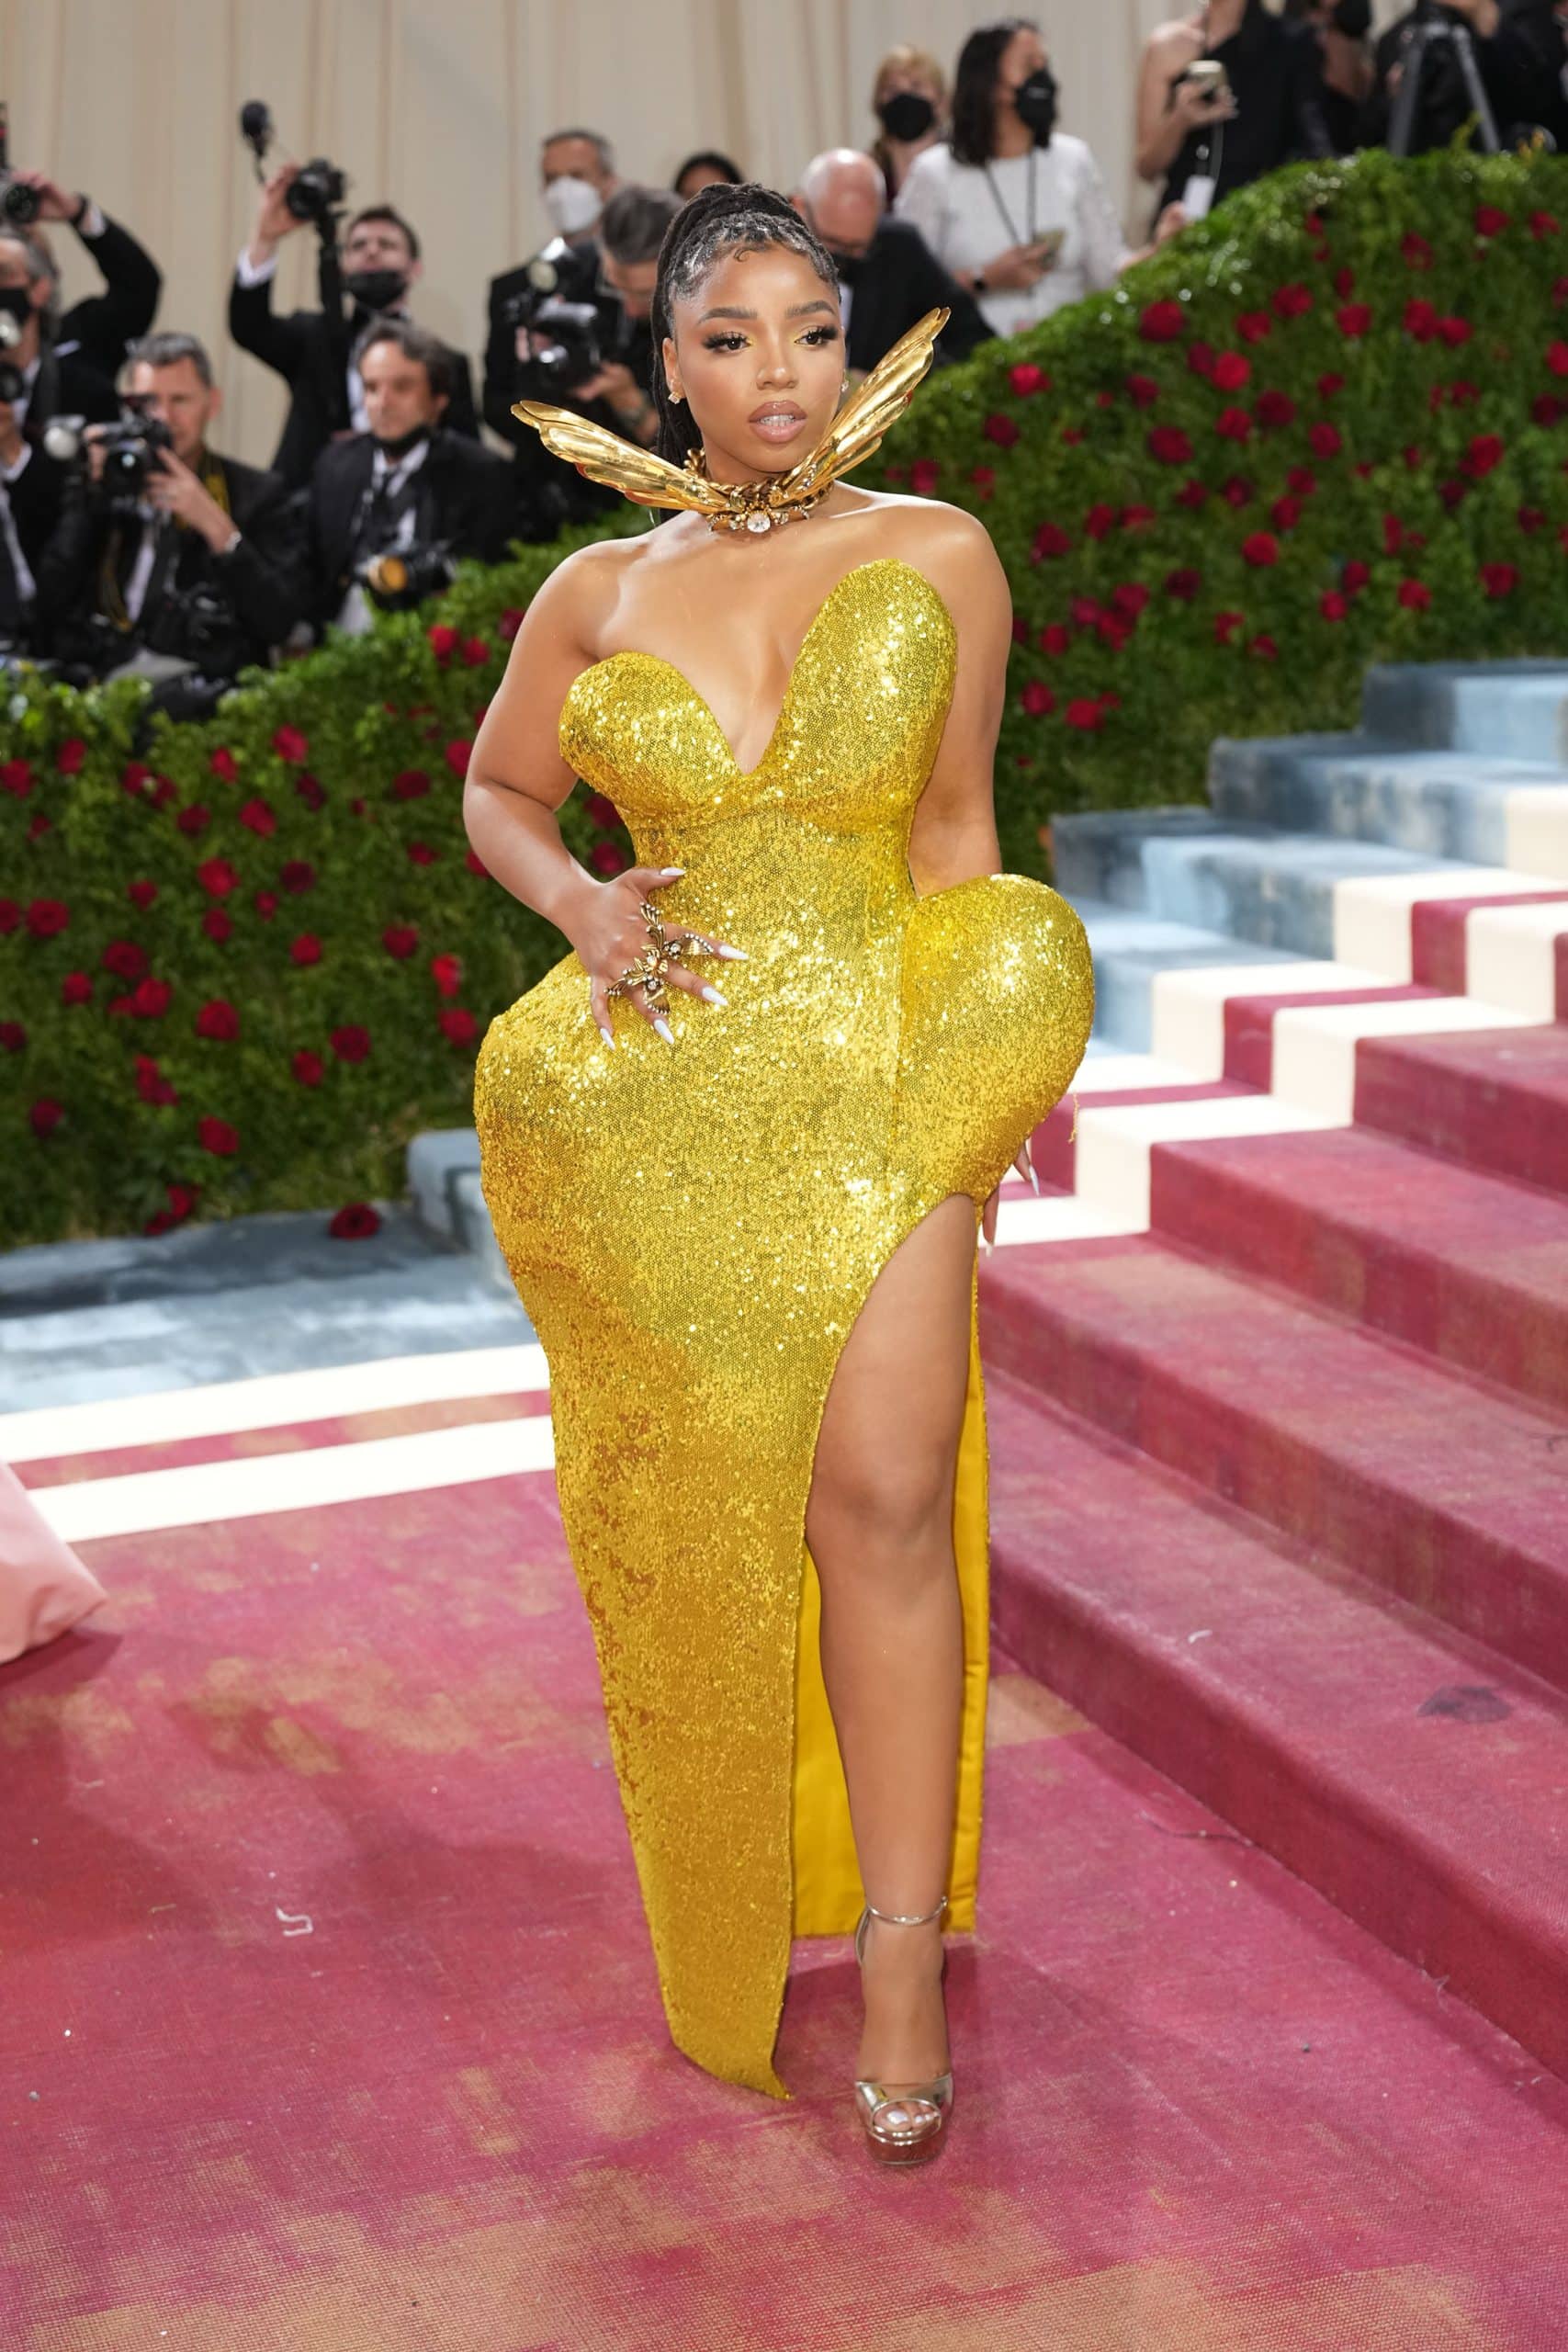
[512,305,949,535]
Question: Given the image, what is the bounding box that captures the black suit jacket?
[228,277,480,489]
[36,448,307,672]
[304,427,513,627]
[841,218,993,376]
[57,209,162,382]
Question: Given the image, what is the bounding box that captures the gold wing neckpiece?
[511,304,950,535]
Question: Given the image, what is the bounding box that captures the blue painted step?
[1209,736,1568,865]
[1360,662,1568,763]
[1075,898,1308,1053]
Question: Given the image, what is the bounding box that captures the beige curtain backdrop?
[5,0,1407,469]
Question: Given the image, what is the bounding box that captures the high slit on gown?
[475,554,1094,2097]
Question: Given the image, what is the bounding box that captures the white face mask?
[543,175,603,237]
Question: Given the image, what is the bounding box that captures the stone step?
[1361,662,1568,763]
[980,1233,1568,1698]
[1075,898,1312,1054]
[987,1367,1568,2086]
[1353,1023,1568,1200]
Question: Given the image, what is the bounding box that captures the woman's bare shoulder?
[853,491,1006,600]
[525,533,649,657]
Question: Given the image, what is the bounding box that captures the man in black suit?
[0,390,64,654]
[303,319,512,638]
[0,189,163,439]
[791,151,992,381]
[36,331,305,688]
[230,170,479,488]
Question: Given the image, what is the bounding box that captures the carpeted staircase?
[983,660,1568,2083]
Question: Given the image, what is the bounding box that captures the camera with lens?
[0,102,38,230]
[504,254,604,400]
[96,413,175,503]
[288,156,348,227]
[355,543,456,613]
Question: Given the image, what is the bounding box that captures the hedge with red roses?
[7,145,1568,1243]
[869,143,1568,874]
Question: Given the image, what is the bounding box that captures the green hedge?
[6,145,1568,1245]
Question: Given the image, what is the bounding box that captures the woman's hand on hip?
[570,865,746,1047]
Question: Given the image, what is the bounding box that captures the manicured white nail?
[713,944,748,960]
[598,1025,615,1049]
[660,865,684,876]
[1026,1161,1040,1195]
[699,985,727,1006]
[653,1016,675,1044]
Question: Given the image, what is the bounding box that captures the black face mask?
[0,284,32,334]
[1012,66,1059,145]
[344,266,409,316]
[878,90,936,141]
[373,422,432,461]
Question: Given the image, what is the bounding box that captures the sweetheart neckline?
[565,554,956,783]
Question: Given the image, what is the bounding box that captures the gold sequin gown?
[475,553,1094,2098]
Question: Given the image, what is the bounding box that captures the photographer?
[1281,2,1376,152]
[484,184,679,543]
[1137,0,1331,223]
[34,331,306,700]
[230,174,479,487]
[1,168,161,405]
[303,318,511,639]
[1472,0,1568,147]
[1362,3,1506,151]
[0,394,63,658]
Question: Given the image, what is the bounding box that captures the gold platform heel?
[852,1894,953,2166]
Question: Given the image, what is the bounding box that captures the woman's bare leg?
[804,1194,976,2084]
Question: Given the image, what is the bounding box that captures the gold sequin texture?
[475,555,1095,2098]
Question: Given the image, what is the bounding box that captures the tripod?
[1388,3,1502,156]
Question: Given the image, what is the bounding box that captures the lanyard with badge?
[981,144,1039,249]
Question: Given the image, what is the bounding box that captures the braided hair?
[649,181,841,471]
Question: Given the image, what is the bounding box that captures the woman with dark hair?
[672,150,746,200]
[1137,0,1332,223]
[893,17,1133,337]
[464,181,1091,2165]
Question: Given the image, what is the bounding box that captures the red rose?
[907,458,941,498]
[1187,341,1217,379]
[1320,591,1349,622]
[196,999,241,1041]
[272,724,309,763]
[1242,532,1280,568]
[1255,390,1296,429]
[1482,563,1519,598]
[1318,372,1346,401]
[1212,351,1252,392]
[123,977,172,1018]
[1175,479,1210,510]
[1164,568,1202,601]
[1125,373,1159,407]
[460,637,491,669]
[134,1055,177,1105]
[1343,560,1371,594]
[1236,311,1273,345]
[55,737,86,775]
[1337,304,1372,338]
[331,1024,370,1063]
[1139,300,1185,343]
[1438,316,1472,347]
[585,791,621,829]
[1064,699,1105,733]
[289,933,322,966]
[1039,623,1074,656]
[329,1202,382,1240]
[27,815,51,842]
[1402,232,1434,270]
[254,890,277,922]
[439,1007,479,1046]
[100,931,148,978]
[1214,611,1245,645]
[406,842,439,866]
[1519,506,1547,535]
[1021,681,1055,718]
[1288,468,1317,496]
[1271,496,1303,533]
[1146,425,1192,465]
[176,804,211,835]
[588,839,628,876]
[499,606,525,641]
[1122,503,1156,532]
[383,924,419,959]
[144,1180,198,1236]
[198,1115,239,1156]
[29,1099,62,1137]
[209,747,238,784]
[0,900,18,933]
[1271,283,1314,320]
[430,953,462,998]
[1404,299,1439,341]
[128,880,158,910]
[61,971,92,1005]
[1032,520,1075,558]
[1083,503,1116,540]
[391,769,431,800]
[295,772,326,810]
[292,1049,324,1088]
[1549,341,1568,379]
[26,898,70,939]
[1008,360,1050,394]
[239,797,276,837]
[0,1021,24,1051]
[198,858,238,897]
[465,849,488,877]
[1463,434,1506,479]
[203,908,232,943]
[1476,204,1510,238]
[121,761,154,796]
[1221,477,1256,508]
[280,859,315,894]
[444,739,473,779]
[427,623,459,661]
[1398,580,1432,610]
[0,758,31,797]
[1531,209,1561,241]
[1309,423,1344,459]
[1248,635,1280,662]
[982,412,1020,447]
[968,464,996,500]
[1215,407,1253,442]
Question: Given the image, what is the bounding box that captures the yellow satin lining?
[790,1257,988,1937]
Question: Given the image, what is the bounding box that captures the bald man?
[791,148,991,380]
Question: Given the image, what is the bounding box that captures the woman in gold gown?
[466,183,1092,2165]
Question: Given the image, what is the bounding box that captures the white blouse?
[892,137,1132,339]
